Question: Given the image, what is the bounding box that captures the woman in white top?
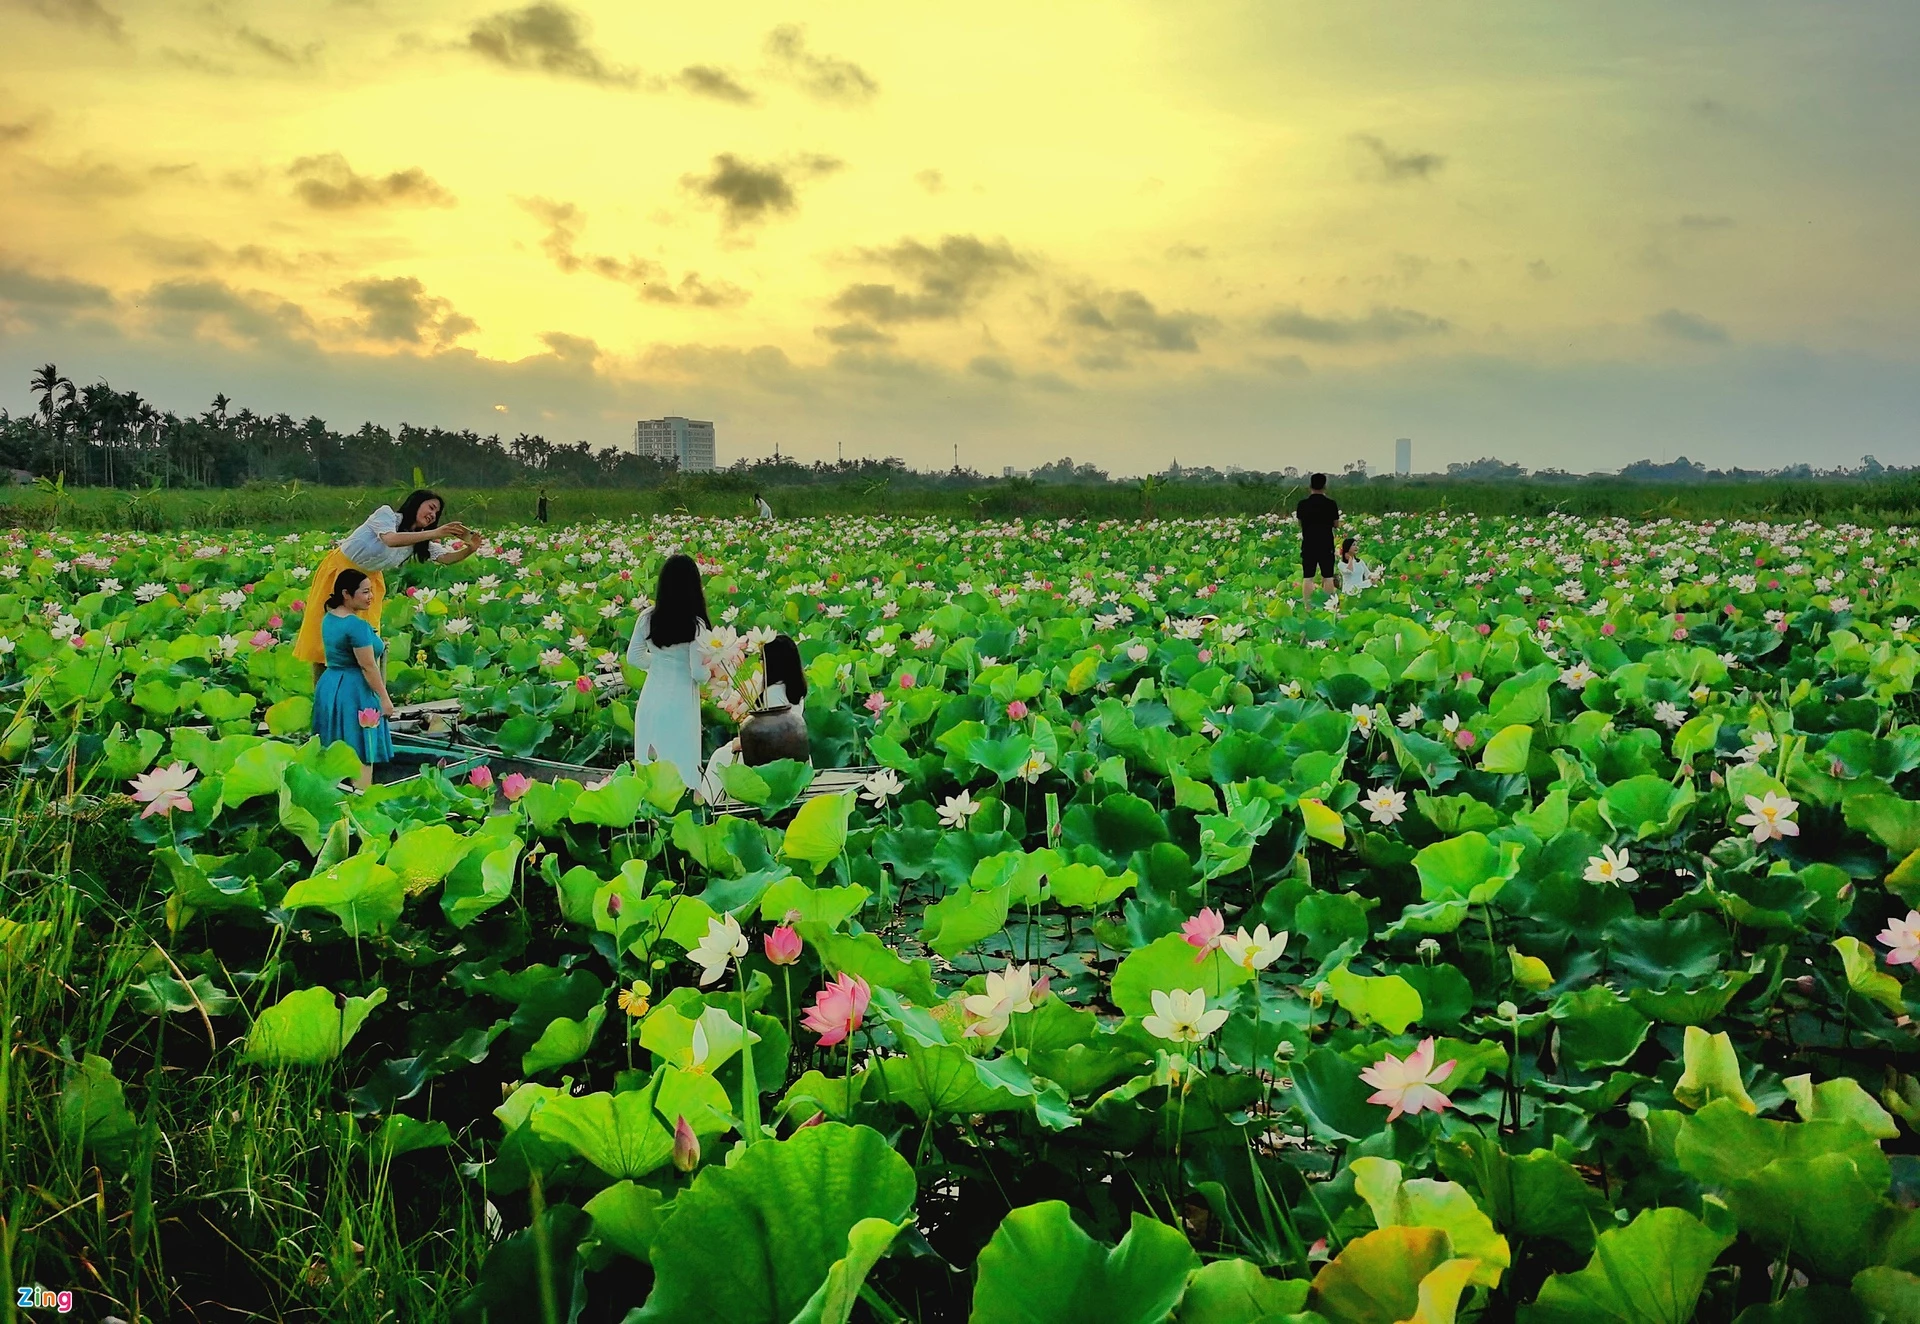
[293,489,478,680]
[627,553,711,792]
[1339,536,1371,594]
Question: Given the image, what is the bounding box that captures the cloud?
[967,354,1014,382]
[519,196,748,307]
[682,153,839,227]
[468,3,637,87]
[913,168,944,194]
[815,322,895,346]
[677,65,754,104]
[1165,243,1208,261]
[141,278,315,345]
[288,154,454,210]
[338,276,476,346]
[1351,133,1446,182]
[539,331,599,364]
[1260,304,1452,344]
[11,0,124,41]
[828,234,1028,324]
[0,261,113,308]
[1065,288,1216,352]
[764,24,878,104]
[0,115,44,147]
[236,26,323,67]
[1527,259,1554,281]
[1649,308,1729,344]
[130,233,335,275]
[21,157,151,200]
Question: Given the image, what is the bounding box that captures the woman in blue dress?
[312,568,396,788]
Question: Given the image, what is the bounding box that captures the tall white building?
[1395,437,1412,477]
[633,417,717,472]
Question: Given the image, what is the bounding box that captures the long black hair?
[648,553,709,646]
[1341,535,1357,559]
[396,488,446,563]
[326,567,371,609]
[762,633,806,702]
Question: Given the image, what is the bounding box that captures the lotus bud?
[1497,1000,1519,1021]
[501,772,532,802]
[672,1115,700,1172]
[468,766,494,790]
[764,924,803,966]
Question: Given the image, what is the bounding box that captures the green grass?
[4,470,1920,533]
[0,760,489,1322]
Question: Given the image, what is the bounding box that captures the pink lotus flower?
[801,973,871,1046]
[1882,911,1920,966]
[1360,1037,1457,1122]
[575,675,593,693]
[898,674,916,689]
[250,630,274,649]
[1006,700,1029,721]
[357,707,381,729]
[1768,579,1780,590]
[501,772,532,801]
[1183,906,1226,959]
[469,766,494,791]
[864,692,887,715]
[129,762,197,819]
[1476,623,1491,635]
[177,582,191,595]
[1454,729,1478,750]
[404,586,419,598]
[765,924,803,965]
[672,1115,700,1172]
[1197,648,1212,663]
[1673,627,1688,640]
[268,614,284,629]
[1601,622,1615,636]
[291,600,305,612]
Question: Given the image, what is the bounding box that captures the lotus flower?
[1360,1037,1457,1122]
[1142,988,1229,1044]
[250,630,274,649]
[1182,906,1225,959]
[575,675,594,693]
[765,924,803,966]
[1006,699,1029,721]
[937,790,981,829]
[963,964,1038,1038]
[468,766,494,791]
[801,973,871,1046]
[500,772,532,801]
[1737,791,1800,843]
[690,914,748,986]
[1584,845,1638,885]
[1219,925,1287,973]
[1881,911,1920,967]
[672,1116,700,1172]
[357,707,381,729]
[864,692,887,715]
[129,762,197,819]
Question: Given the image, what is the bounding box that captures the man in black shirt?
[1295,472,1340,604]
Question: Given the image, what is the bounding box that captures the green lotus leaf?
[281,851,404,937]
[783,791,853,868]
[1110,932,1253,1018]
[970,1201,1199,1324]
[1523,1207,1734,1324]
[243,985,387,1066]
[1413,832,1522,906]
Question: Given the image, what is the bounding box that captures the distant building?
[1395,438,1412,477]
[1002,466,1028,479]
[634,417,716,472]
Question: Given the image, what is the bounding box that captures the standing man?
[1295,472,1340,605]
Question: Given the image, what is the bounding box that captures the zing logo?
[16,1287,74,1313]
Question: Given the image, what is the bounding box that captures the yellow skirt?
[293,548,386,665]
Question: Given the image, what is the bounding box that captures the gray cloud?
[468,3,637,87]
[968,354,1015,381]
[519,196,747,307]
[1065,289,1216,352]
[913,168,944,194]
[1351,133,1446,182]
[539,331,599,363]
[11,0,124,41]
[130,233,336,276]
[237,25,323,67]
[683,153,839,227]
[142,278,315,345]
[815,322,896,346]
[338,276,476,346]
[0,261,113,308]
[677,65,754,104]
[764,25,877,104]
[829,234,1027,324]
[0,115,44,146]
[1649,308,1729,344]
[1165,243,1208,261]
[1260,304,1452,344]
[288,153,454,210]
[1527,259,1554,281]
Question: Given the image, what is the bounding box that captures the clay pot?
[740,703,810,766]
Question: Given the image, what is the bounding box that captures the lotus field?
[14,509,1920,1322]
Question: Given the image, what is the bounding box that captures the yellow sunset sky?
[1,0,1916,473]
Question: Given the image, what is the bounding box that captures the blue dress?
[313,612,393,765]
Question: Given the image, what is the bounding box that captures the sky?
[1,0,1917,476]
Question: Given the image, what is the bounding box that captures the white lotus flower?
[1142,988,1228,1045]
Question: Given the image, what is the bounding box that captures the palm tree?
[30,364,74,477]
